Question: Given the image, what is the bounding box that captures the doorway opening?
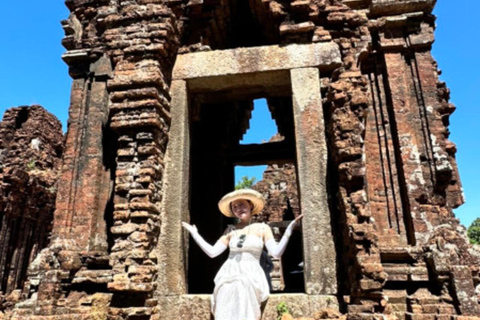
[187,94,304,294]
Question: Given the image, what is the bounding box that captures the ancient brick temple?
[0,0,479,319]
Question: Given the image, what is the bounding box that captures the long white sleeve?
[265,220,296,258]
[190,231,228,258]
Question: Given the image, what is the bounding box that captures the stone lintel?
[156,80,189,295]
[291,67,337,295]
[370,0,435,17]
[187,70,291,95]
[172,42,341,81]
[62,49,90,64]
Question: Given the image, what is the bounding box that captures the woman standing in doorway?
[182,189,303,320]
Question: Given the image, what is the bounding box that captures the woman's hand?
[182,222,198,234]
[285,214,304,237]
[265,214,305,258]
[181,222,227,258]
[294,214,304,224]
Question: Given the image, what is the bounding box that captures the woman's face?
[231,199,252,222]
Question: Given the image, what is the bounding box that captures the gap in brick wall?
[237,98,279,184]
[235,165,267,188]
[240,98,278,145]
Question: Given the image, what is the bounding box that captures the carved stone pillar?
[291,67,336,295]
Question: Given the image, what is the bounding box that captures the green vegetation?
[276,301,290,320]
[235,176,257,190]
[26,160,36,171]
[468,218,480,245]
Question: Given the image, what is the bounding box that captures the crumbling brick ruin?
[0,106,64,311]
[0,0,479,319]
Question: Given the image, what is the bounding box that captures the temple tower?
[0,0,477,319]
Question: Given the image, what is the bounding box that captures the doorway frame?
[158,42,341,298]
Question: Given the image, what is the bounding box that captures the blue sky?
[0,1,478,227]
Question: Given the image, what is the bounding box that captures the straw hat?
[218,189,265,217]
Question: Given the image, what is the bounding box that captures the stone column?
[290,67,336,295]
[107,58,171,294]
[156,80,190,295]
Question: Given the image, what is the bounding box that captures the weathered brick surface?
[0,105,63,314]
[253,135,300,223]
[1,0,478,319]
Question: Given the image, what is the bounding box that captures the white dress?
[212,233,270,320]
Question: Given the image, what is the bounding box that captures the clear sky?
[0,1,478,227]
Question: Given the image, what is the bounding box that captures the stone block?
[173,42,341,81]
[262,295,339,320]
[72,270,113,284]
[279,22,315,35]
[370,0,435,16]
[451,266,480,315]
[291,67,337,295]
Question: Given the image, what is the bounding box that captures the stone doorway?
[188,94,299,293]
[160,42,341,301]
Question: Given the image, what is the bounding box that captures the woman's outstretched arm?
[182,222,228,258]
[264,214,303,258]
